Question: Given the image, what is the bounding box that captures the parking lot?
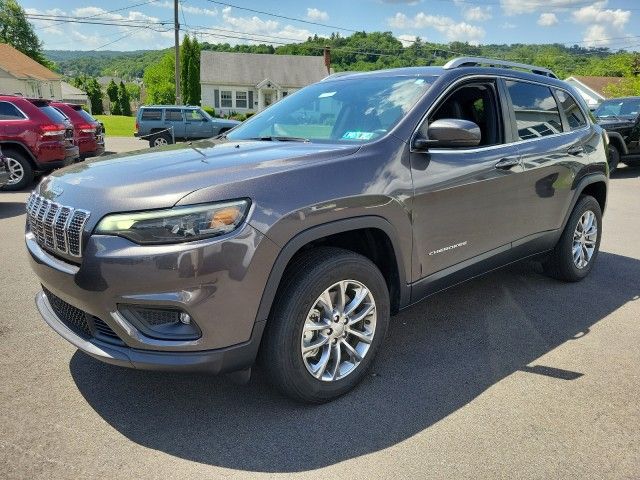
[1,157,639,479]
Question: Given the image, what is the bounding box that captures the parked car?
[593,96,640,171]
[51,102,105,159]
[135,105,241,147]
[26,58,608,403]
[0,95,78,190]
[0,148,9,187]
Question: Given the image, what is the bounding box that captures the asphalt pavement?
[1,163,639,479]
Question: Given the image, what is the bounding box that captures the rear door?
[503,80,590,236]
[163,108,185,139]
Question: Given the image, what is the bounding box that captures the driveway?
[1,167,639,479]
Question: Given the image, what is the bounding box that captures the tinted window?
[165,109,183,121]
[141,109,162,120]
[75,108,97,123]
[505,80,562,140]
[39,105,68,124]
[555,90,587,130]
[0,102,25,120]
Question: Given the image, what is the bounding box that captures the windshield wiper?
[247,136,309,142]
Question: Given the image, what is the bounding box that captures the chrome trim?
[26,232,80,275]
[410,73,591,154]
[443,57,557,79]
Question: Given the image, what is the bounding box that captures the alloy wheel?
[154,137,168,147]
[301,280,376,382]
[572,210,598,269]
[6,157,24,185]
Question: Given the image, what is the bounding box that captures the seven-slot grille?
[26,192,90,257]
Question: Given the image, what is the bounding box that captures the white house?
[200,51,330,114]
[0,43,62,100]
[565,76,625,109]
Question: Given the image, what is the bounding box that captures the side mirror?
[413,119,481,150]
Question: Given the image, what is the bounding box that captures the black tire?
[543,195,602,282]
[261,247,390,403]
[148,132,173,148]
[608,145,620,173]
[0,149,33,191]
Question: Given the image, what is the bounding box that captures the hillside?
[45,32,640,81]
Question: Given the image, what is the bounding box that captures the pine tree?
[189,37,201,105]
[117,81,131,116]
[106,79,119,113]
[180,35,192,104]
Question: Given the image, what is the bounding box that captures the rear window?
[141,108,162,121]
[75,108,97,123]
[39,105,68,124]
[0,101,25,120]
[165,109,183,121]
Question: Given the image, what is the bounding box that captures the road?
[1,162,639,479]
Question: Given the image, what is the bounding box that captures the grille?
[26,193,90,258]
[43,288,122,344]
[134,308,180,326]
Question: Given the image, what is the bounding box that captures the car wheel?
[607,145,620,173]
[149,133,172,148]
[261,247,390,403]
[543,195,602,282]
[1,150,33,191]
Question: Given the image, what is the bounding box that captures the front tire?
[261,247,390,403]
[543,195,602,282]
[1,150,33,191]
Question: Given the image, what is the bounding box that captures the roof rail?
[443,57,558,79]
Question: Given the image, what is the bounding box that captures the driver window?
[428,82,502,147]
[184,109,206,122]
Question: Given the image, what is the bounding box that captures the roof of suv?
[140,105,203,109]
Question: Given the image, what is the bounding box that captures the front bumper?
[27,222,279,372]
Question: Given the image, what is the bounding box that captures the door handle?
[567,145,584,155]
[494,157,520,169]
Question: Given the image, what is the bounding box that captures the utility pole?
[174,0,181,105]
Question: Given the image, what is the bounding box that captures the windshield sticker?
[318,91,336,98]
[342,131,375,140]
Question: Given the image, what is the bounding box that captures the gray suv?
[135,105,240,147]
[26,58,609,403]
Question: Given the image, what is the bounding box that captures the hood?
[38,139,359,220]
[596,117,635,129]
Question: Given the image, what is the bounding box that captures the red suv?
[0,95,78,190]
[51,102,104,160]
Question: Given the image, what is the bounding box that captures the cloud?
[501,22,517,29]
[464,7,492,22]
[389,12,485,44]
[306,8,328,21]
[381,0,422,4]
[572,2,631,46]
[500,0,585,16]
[150,0,217,17]
[537,13,559,26]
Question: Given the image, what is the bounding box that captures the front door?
[411,79,527,279]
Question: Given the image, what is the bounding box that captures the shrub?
[202,105,215,117]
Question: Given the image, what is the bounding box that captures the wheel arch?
[0,141,37,168]
[607,131,628,155]
[563,173,608,231]
[255,217,410,327]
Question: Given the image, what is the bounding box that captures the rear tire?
[1,150,32,191]
[261,247,390,403]
[149,132,172,148]
[607,145,620,173]
[543,195,602,282]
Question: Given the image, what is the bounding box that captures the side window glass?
[165,109,183,121]
[505,80,562,140]
[0,102,25,120]
[555,90,587,131]
[184,110,205,121]
[429,82,502,146]
[141,109,162,121]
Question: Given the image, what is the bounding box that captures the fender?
[560,172,608,231]
[0,140,36,162]
[254,216,411,325]
[606,131,629,155]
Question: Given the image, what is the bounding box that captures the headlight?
[95,200,250,244]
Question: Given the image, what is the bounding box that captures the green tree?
[143,51,175,104]
[72,76,104,114]
[117,80,131,116]
[181,34,192,104]
[0,0,52,68]
[189,37,201,105]
[125,83,141,101]
[106,79,118,103]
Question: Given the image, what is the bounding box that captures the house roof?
[200,52,328,87]
[0,44,60,81]
[566,76,625,99]
[61,81,88,99]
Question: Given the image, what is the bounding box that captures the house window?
[282,91,288,97]
[235,91,247,108]
[221,91,232,108]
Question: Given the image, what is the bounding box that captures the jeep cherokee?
[26,58,608,403]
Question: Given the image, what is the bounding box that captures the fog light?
[179,312,191,325]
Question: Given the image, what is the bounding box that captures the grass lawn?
[94,115,136,137]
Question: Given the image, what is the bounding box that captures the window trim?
[0,101,28,121]
[410,74,591,154]
[220,90,233,108]
[235,91,248,109]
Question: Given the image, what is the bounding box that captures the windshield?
[594,98,640,119]
[226,75,435,143]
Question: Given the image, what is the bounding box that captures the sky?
[21,0,640,52]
